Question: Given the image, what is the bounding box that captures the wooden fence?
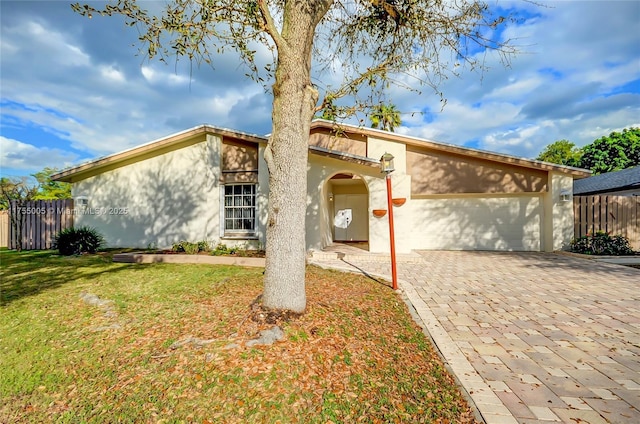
[0,211,8,248]
[574,195,640,251]
[7,199,74,250]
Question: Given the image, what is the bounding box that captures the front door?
[334,194,368,241]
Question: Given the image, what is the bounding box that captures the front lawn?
[1,249,478,423]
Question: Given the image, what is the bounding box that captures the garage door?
[406,196,542,251]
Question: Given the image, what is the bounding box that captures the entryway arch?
[324,172,369,248]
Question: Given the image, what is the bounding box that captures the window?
[223,184,256,235]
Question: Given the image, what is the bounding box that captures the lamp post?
[380,153,398,290]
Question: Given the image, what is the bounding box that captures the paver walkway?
[309,249,640,423]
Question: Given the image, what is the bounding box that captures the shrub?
[570,231,634,256]
[212,243,237,256]
[197,240,209,252]
[211,243,265,257]
[171,240,210,254]
[54,226,104,255]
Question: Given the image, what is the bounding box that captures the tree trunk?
[262,4,323,313]
[9,201,23,251]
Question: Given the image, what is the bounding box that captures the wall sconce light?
[75,196,89,207]
[559,190,572,202]
[328,192,334,202]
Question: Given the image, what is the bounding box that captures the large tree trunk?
[262,4,324,313]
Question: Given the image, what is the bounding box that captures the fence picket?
[0,211,8,248]
[5,199,74,250]
[574,195,640,251]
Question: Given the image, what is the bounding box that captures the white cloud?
[484,75,544,102]
[0,136,78,172]
[388,0,640,157]
[22,20,90,67]
[483,123,549,153]
[0,0,638,173]
[100,65,126,83]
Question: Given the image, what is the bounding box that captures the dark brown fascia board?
[52,125,268,182]
[310,120,592,178]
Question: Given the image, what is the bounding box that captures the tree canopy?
[536,128,640,175]
[370,104,401,132]
[32,167,72,200]
[535,139,582,167]
[579,128,639,175]
[72,0,517,121]
[73,0,519,313]
[0,177,37,210]
[0,168,71,210]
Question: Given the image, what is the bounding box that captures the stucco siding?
[367,137,407,173]
[222,137,259,183]
[407,148,548,194]
[306,154,379,251]
[406,196,542,251]
[308,128,367,157]
[551,173,575,250]
[73,134,222,248]
[59,121,584,254]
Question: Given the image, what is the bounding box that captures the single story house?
[52,120,590,253]
[573,166,640,197]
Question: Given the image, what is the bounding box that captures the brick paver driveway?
[310,251,640,423]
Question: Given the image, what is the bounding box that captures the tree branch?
[256,0,284,50]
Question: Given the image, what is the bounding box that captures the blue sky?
[1,0,639,178]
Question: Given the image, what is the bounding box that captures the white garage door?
[406,196,542,251]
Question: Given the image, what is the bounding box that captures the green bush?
[171,240,210,254]
[197,240,209,252]
[570,231,634,256]
[212,243,237,256]
[53,226,104,255]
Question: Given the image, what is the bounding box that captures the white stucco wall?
[306,154,382,251]
[366,137,414,253]
[367,137,407,173]
[367,173,413,253]
[305,143,414,254]
[69,129,577,254]
[305,136,548,254]
[73,134,261,249]
[551,172,575,251]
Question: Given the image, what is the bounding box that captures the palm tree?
[370,103,401,132]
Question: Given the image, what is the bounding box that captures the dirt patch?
[248,294,304,325]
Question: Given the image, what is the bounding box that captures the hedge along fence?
[574,195,639,251]
[7,199,74,250]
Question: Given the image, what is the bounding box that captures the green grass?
[1,249,478,423]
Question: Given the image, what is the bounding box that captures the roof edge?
[310,119,592,177]
[52,125,267,182]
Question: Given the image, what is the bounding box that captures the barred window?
[224,184,256,234]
